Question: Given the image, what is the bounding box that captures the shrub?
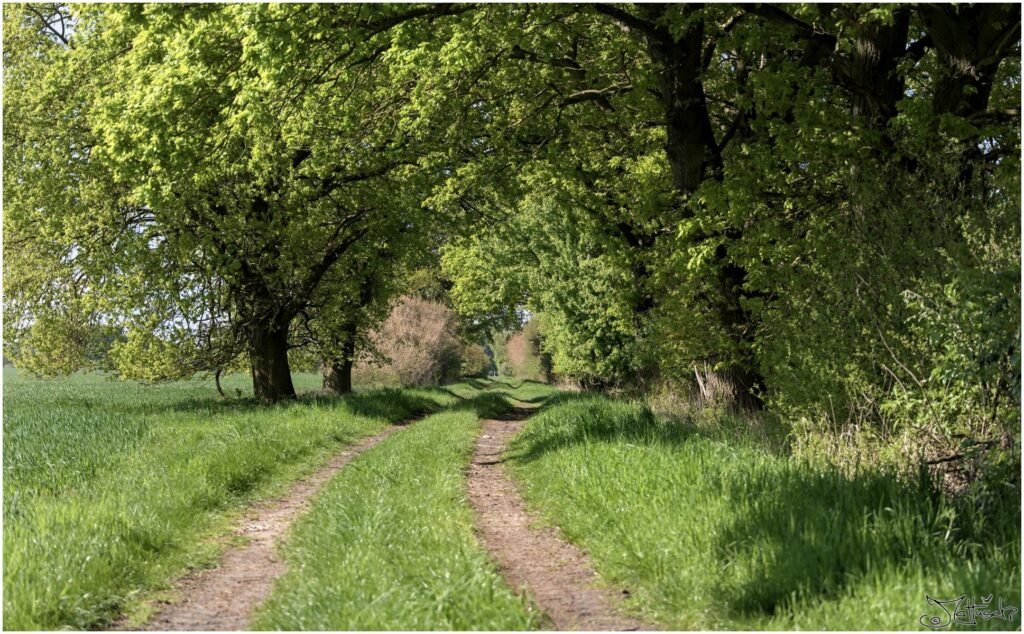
[364,296,462,387]
[460,344,492,377]
[500,318,552,382]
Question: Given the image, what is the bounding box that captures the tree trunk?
[849,9,910,130]
[919,4,1017,118]
[215,367,226,399]
[918,4,1019,190]
[642,5,764,408]
[322,359,353,395]
[250,320,296,404]
[322,320,357,395]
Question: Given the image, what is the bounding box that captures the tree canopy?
[5,2,1020,450]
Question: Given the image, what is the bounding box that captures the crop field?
[2,368,466,630]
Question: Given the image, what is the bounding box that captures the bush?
[499,318,552,382]
[460,344,492,377]
[364,296,462,387]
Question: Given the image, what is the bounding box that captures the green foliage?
[254,393,539,630]
[459,343,493,378]
[6,4,1019,630]
[8,2,1017,434]
[444,188,652,387]
[496,318,552,383]
[434,3,1020,454]
[508,395,1021,629]
[2,368,466,630]
[4,4,463,400]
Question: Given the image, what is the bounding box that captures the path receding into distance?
[127,424,408,631]
[467,402,653,631]
[123,393,651,631]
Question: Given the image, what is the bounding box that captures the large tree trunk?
[250,319,296,404]
[322,320,357,395]
[849,9,910,130]
[918,4,1019,192]
[641,5,764,408]
[322,359,353,395]
[919,4,1019,118]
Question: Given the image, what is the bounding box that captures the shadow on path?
[467,401,653,631]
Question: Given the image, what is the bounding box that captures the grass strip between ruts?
[253,391,540,630]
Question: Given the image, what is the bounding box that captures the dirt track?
[467,405,653,631]
[125,399,651,631]
[126,424,405,631]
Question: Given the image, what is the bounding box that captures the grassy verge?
[253,390,540,630]
[506,393,1021,630]
[2,368,467,630]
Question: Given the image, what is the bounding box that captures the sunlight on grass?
[254,390,540,630]
[2,368,467,630]
[507,394,1021,630]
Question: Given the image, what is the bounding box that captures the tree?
[435,2,1019,438]
[5,1,1019,448]
[4,4,462,402]
[367,296,463,387]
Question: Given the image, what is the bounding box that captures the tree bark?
[250,319,296,404]
[849,9,910,131]
[639,5,764,408]
[322,319,358,395]
[919,4,1019,118]
[918,4,1020,190]
[322,358,353,395]
[215,367,226,399]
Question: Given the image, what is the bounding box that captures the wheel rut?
[467,404,653,631]
[122,423,407,631]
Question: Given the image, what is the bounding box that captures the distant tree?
[460,344,492,378]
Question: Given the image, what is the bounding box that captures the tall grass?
[507,393,1021,630]
[254,391,539,630]
[3,368,465,630]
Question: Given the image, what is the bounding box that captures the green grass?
[506,393,1021,630]
[253,389,541,630]
[2,368,470,630]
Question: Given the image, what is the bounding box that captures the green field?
[2,368,468,630]
[506,394,1021,630]
[5,370,1018,631]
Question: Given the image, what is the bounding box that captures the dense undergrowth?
[2,368,467,630]
[507,393,1021,630]
[255,385,545,630]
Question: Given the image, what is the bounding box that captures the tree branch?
[741,4,837,50]
[25,5,70,46]
[356,3,475,35]
[509,45,584,72]
[294,211,372,308]
[703,11,747,69]
[592,4,669,42]
[305,157,415,200]
[561,84,634,110]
